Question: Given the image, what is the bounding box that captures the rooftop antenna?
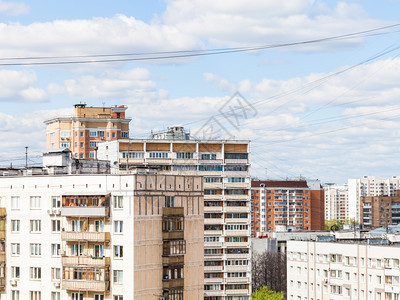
[264,168,268,180]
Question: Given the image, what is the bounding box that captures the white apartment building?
[0,172,204,300]
[287,239,400,300]
[97,132,252,300]
[348,176,400,222]
[323,184,348,221]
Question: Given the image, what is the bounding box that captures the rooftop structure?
[44,104,131,160]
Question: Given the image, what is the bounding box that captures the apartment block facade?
[348,176,400,222]
[361,192,400,229]
[44,104,131,159]
[0,173,204,300]
[251,180,324,236]
[287,239,400,300]
[323,184,348,221]
[97,135,252,300]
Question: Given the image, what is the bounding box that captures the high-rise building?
[97,127,252,300]
[360,191,400,229]
[323,184,348,221]
[0,171,204,300]
[44,104,131,159]
[287,239,400,300]
[348,176,400,222]
[251,180,324,236]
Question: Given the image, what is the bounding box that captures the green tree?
[251,286,284,300]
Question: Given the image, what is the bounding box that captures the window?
[11,266,20,279]
[11,243,20,255]
[114,221,123,233]
[71,220,83,231]
[60,130,70,137]
[29,196,41,209]
[121,131,129,138]
[114,245,123,258]
[51,292,60,300]
[94,295,104,300]
[52,220,61,232]
[176,152,194,159]
[52,244,61,256]
[71,244,83,256]
[30,243,41,256]
[11,220,20,232]
[112,132,116,138]
[80,153,84,159]
[149,152,169,158]
[89,141,98,148]
[30,220,41,232]
[94,220,104,232]
[51,268,60,280]
[12,290,20,300]
[165,196,174,207]
[113,270,123,283]
[114,196,123,209]
[80,132,84,137]
[114,296,123,300]
[30,267,41,280]
[52,196,61,208]
[11,196,20,209]
[60,141,70,148]
[94,245,104,257]
[71,293,83,300]
[80,142,84,148]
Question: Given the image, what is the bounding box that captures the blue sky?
[1,0,400,184]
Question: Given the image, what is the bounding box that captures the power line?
[0,23,399,66]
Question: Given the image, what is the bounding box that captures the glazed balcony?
[162,278,184,289]
[62,195,110,217]
[62,256,111,267]
[61,231,111,243]
[62,280,110,292]
[0,231,4,240]
[0,208,6,217]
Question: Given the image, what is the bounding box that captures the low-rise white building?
[287,239,400,300]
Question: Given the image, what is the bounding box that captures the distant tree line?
[252,251,287,298]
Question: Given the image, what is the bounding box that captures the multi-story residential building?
[44,104,131,159]
[323,184,348,221]
[0,170,204,300]
[360,191,400,229]
[97,127,252,300]
[287,239,400,300]
[251,180,324,236]
[348,176,400,222]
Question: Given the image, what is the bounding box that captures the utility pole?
[25,146,28,169]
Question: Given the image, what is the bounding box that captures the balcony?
[225,195,249,200]
[204,290,225,297]
[204,206,223,213]
[225,289,249,295]
[204,277,224,284]
[204,195,223,200]
[199,159,223,164]
[225,218,250,224]
[62,256,110,267]
[226,277,250,284]
[147,158,171,165]
[204,266,224,272]
[204,242,223,248]
[61,231,111,243]
[225,242,249,248]
[0,208,6,217]
[162,256,184,265]
[61,207,110,217]
[225,230,248,237]
[224,159,248,164]
[118,158,145,164]
[204,218,224,225]
[162,278,184,289]
[0,251,5,262]
[226,265,250,272]
[0,277,4,289]
[62,280,110,292]
[204,182,223,189]
[224,206,250,213]
[226,254,249,259]
[225,182,248,188]
[163,207,184,216]
[172,159,197,164]
[0,231,4,240]
[224,171,248,177]
[204,230,223,236]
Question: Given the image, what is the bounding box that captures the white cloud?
[48,68,168,102]
[162,0,385,51]
[0,69,47,102]
[0,0,28,16]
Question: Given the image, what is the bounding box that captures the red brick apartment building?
[251,180,324,236]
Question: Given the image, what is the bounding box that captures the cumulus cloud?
[0,70,48,102]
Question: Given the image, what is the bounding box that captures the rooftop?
[251,180,309,188]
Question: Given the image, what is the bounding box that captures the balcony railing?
[61,231,110,243]
[62,280,110,292]
[0,231,4,240]
[62,256,111,267]
[0,208,5,217]
[61,207,110,217]
[162,278,184,289]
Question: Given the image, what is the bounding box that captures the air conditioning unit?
[47,209,52,215]
[10,279,17,286]
[55,208,61,215]
[54,282,61,288]
[324,279,328,284]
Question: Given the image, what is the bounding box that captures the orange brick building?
[44,104,131,159]
[251,180,324,236]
